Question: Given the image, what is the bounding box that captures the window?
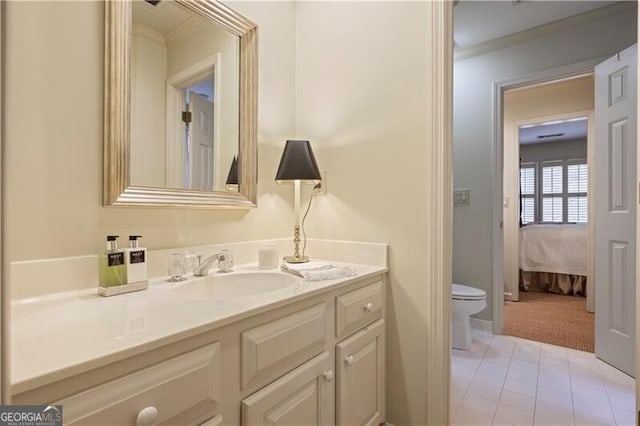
[541,163,563,222]
[519,159,588,224]
[567,163,588,223]
[519,164,536,224]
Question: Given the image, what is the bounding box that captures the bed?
[519,224,588,296]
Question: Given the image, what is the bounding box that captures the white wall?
[131,25,167,187]
[453,7,636,321]
[294,2,432,424]
[520,138,587,163]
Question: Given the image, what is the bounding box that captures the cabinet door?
[242,352,334,426]
[336,320,385,426]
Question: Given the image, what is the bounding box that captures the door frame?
[490,57,605,334]
[425,2,453,425]
[165,53,221,189]
[637,14,640,417]
[504,108,594,311]
[0,0,6,403]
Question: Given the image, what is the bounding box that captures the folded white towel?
[281,261,356,281]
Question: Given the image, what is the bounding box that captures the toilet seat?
[452,284,486,301]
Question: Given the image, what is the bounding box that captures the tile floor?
[451,331,636,425]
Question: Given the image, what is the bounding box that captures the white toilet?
[452,283,487,350]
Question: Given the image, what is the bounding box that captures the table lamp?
[275,140,322,263]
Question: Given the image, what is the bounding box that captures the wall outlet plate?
[453,188,470,205]
[318,170,327,195]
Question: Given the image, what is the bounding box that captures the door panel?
[336,320,385,426]
[241,352,333,426]
[189,91,214,191]
[595,44,637,377]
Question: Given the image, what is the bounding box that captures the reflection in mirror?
[131,0,239,192]
[104,0,257,207]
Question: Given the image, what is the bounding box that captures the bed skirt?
[520,270,587,296]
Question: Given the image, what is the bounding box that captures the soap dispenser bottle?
[125,235,148,288]
[98,235,148,297]
[98,235,126,295]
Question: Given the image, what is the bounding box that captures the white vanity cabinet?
[241,277,385,426]
[12,273,386,426]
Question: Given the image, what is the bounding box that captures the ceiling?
[519,118,588,145]
[454,1,620,49]
[454,1,615,145]
[133,0,198,35]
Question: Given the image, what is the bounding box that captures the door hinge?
[182,111,192,123]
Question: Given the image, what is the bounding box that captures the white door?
[594,44,637,377]
[189,91,214,191]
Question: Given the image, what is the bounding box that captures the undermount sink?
[173,271,298,300]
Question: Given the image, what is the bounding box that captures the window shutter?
[519,165,536,225]
[521,198,535,224]
[542,196,563,222]
[567,164,588,193]
[542,164,563,222]
[520,168,535,195]
[567,163,588,223]
[542,165,563,194]
[568,196,588,223]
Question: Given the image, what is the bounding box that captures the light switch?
[453,188,470,205]
[503,196,510,207]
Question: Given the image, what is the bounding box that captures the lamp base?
[284,255,310,264]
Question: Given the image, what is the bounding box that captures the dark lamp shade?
[225,156,239,185]
[275,140,321,182]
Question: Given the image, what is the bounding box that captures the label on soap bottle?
[130,250,145,264]
[108,252,125,267]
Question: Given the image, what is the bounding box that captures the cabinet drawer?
[57,343,220,425]
[336,281,382,339]
[241,303,328,389]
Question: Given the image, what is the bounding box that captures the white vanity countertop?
[11,262,386,394]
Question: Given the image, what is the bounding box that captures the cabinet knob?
[363,302,374,312]
[323,370,335,382]
[345,355,355,366]
[136,406,158,426]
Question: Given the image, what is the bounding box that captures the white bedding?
[519,224,588,276]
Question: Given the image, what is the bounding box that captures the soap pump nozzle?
[106,235,119,251]
[129,235,142,248]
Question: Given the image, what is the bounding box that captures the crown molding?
[164,16,205,44]
[133,23,166,45]
[455,2,635,62]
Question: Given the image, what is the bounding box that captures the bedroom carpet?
[503,291,594,352]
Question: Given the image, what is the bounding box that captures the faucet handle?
[218,249,234,273]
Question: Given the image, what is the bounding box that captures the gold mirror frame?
[104,0,257,208]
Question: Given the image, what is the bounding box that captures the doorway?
[501,76,595,353]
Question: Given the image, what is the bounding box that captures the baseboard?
[470,318,493,334]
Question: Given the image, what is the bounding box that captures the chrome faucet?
[193,249,234,276]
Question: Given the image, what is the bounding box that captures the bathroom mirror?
[104,0,257,207]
